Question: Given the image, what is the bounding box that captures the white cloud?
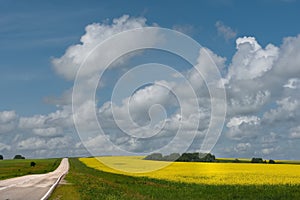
[215,21,237,41]
[226,115,261,141]
[227,116,260,128]
[0,110,18,134]
[234,142,251,153]
[32,127,63,137]
[52,15,154,81]
[17,137,46,150]
[273,35,300,78]
[17,136,72,151]
[189,47,226,88]
[227,36,279,80]
[289,126,300,139]
[263,97,299,123]
[262,146,280,156]
[283,78,300,89]
[0,110,17,123]
[227,90,270,116]
[18,115,47,129]
[289,132,300,139]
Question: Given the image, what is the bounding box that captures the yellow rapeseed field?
[80,156,300,185]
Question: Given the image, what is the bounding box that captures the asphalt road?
[0,158,69,200]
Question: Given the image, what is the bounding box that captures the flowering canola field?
[80,156,300,185]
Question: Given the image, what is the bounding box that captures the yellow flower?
[80,156,300,185]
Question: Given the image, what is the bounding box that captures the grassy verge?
[0,158,61,180]
[50,158,300,200]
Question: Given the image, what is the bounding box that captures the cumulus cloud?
[0,110,17,123]
[32,127,63,137]
[227,116,260,128]
[227,90,271,116]
[234,142,251,153]
[0,110,18,134]
[52,15,156,81]
[283,78,300,89]
[226,116,261,140]
[261,147,278,155]
[227,37,279,80]
[289,126,300,139]
[215,21,237,41]
[263,97,300,123]
[272,35,300,78]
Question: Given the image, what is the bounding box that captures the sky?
[1,0,300,159]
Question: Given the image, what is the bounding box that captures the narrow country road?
[0,158,69,200]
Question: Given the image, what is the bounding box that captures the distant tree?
[0,155,3,160]
[176,152,216,162]
[199,153,215,162]
[14,155,25,159]
[144,152,216,162]
[144,153,163,161]
[163,153,180,161]
[269,159,276,164]
[176,153,198,162]
[233,158,240,163]
[251,157,263,163]
[30,161,36,167]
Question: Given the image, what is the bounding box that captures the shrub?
[269,159,276,164]
[14,155,25,159]
[251,157,263,163]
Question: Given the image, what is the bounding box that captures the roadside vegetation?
[0,158,61,180]
[50,158,300,200]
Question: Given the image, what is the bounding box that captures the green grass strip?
[0,158,61,180]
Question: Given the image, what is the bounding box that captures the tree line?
[144,152,216,162]
[144,153,276,164]
[0,154,25,160]
[251,157,276,164]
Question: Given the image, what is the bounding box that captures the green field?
[0,158,61,180]
[50,158,300,200]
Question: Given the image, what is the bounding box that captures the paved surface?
[0,158,69,200]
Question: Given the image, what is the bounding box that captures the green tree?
[30,161,36,167]
[163,153,181,161]
[144,153,163,161]
[251,157,263,163]
[176,152,216,162]
[14,154,25,159]
[269,159,276,164]
[0,155,3,160]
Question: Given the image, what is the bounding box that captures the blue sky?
[1,0,300,159]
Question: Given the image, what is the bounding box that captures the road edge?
[40,158,69,200]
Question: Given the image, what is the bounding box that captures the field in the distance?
[0,158,61,180]
[80,156,300,185]
[50,158,300,200]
